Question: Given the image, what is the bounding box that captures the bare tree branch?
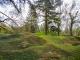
[10,0,21,13]
[0,11,18,26]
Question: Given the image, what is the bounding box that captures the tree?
[62,1,80,36]
[26,0,38,33]
[0,0,38,33]
[54,16,61,36]
[36,0,62,35]
[0,0,62,34]
[69,1,79,36]
[69,11,78,36]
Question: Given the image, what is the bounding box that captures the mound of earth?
[0,33,71,60]
[0,33,46,51]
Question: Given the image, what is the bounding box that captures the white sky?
[0,0,80,27]
[0,0,79,19]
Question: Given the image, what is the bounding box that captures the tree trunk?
[45,9,48,35]
[57,24,60,36]
[70,20,73,36]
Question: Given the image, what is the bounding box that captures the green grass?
[0,32,80,60]
[0,33,41,60]
[36,32,80,60]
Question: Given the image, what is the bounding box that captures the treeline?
[0,0,80,36]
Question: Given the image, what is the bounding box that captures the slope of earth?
[36,32,80,60]
[0,32,80,60]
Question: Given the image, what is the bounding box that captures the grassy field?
[0,32,80,60]
[36,32,80,60]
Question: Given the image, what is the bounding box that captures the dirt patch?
[17,35,46,49]
[38,44,70,60]
[63,37,80,46]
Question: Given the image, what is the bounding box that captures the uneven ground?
[0,32,80,60]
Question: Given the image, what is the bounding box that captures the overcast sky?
[0,0,80,19]
[0,0,80,27]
